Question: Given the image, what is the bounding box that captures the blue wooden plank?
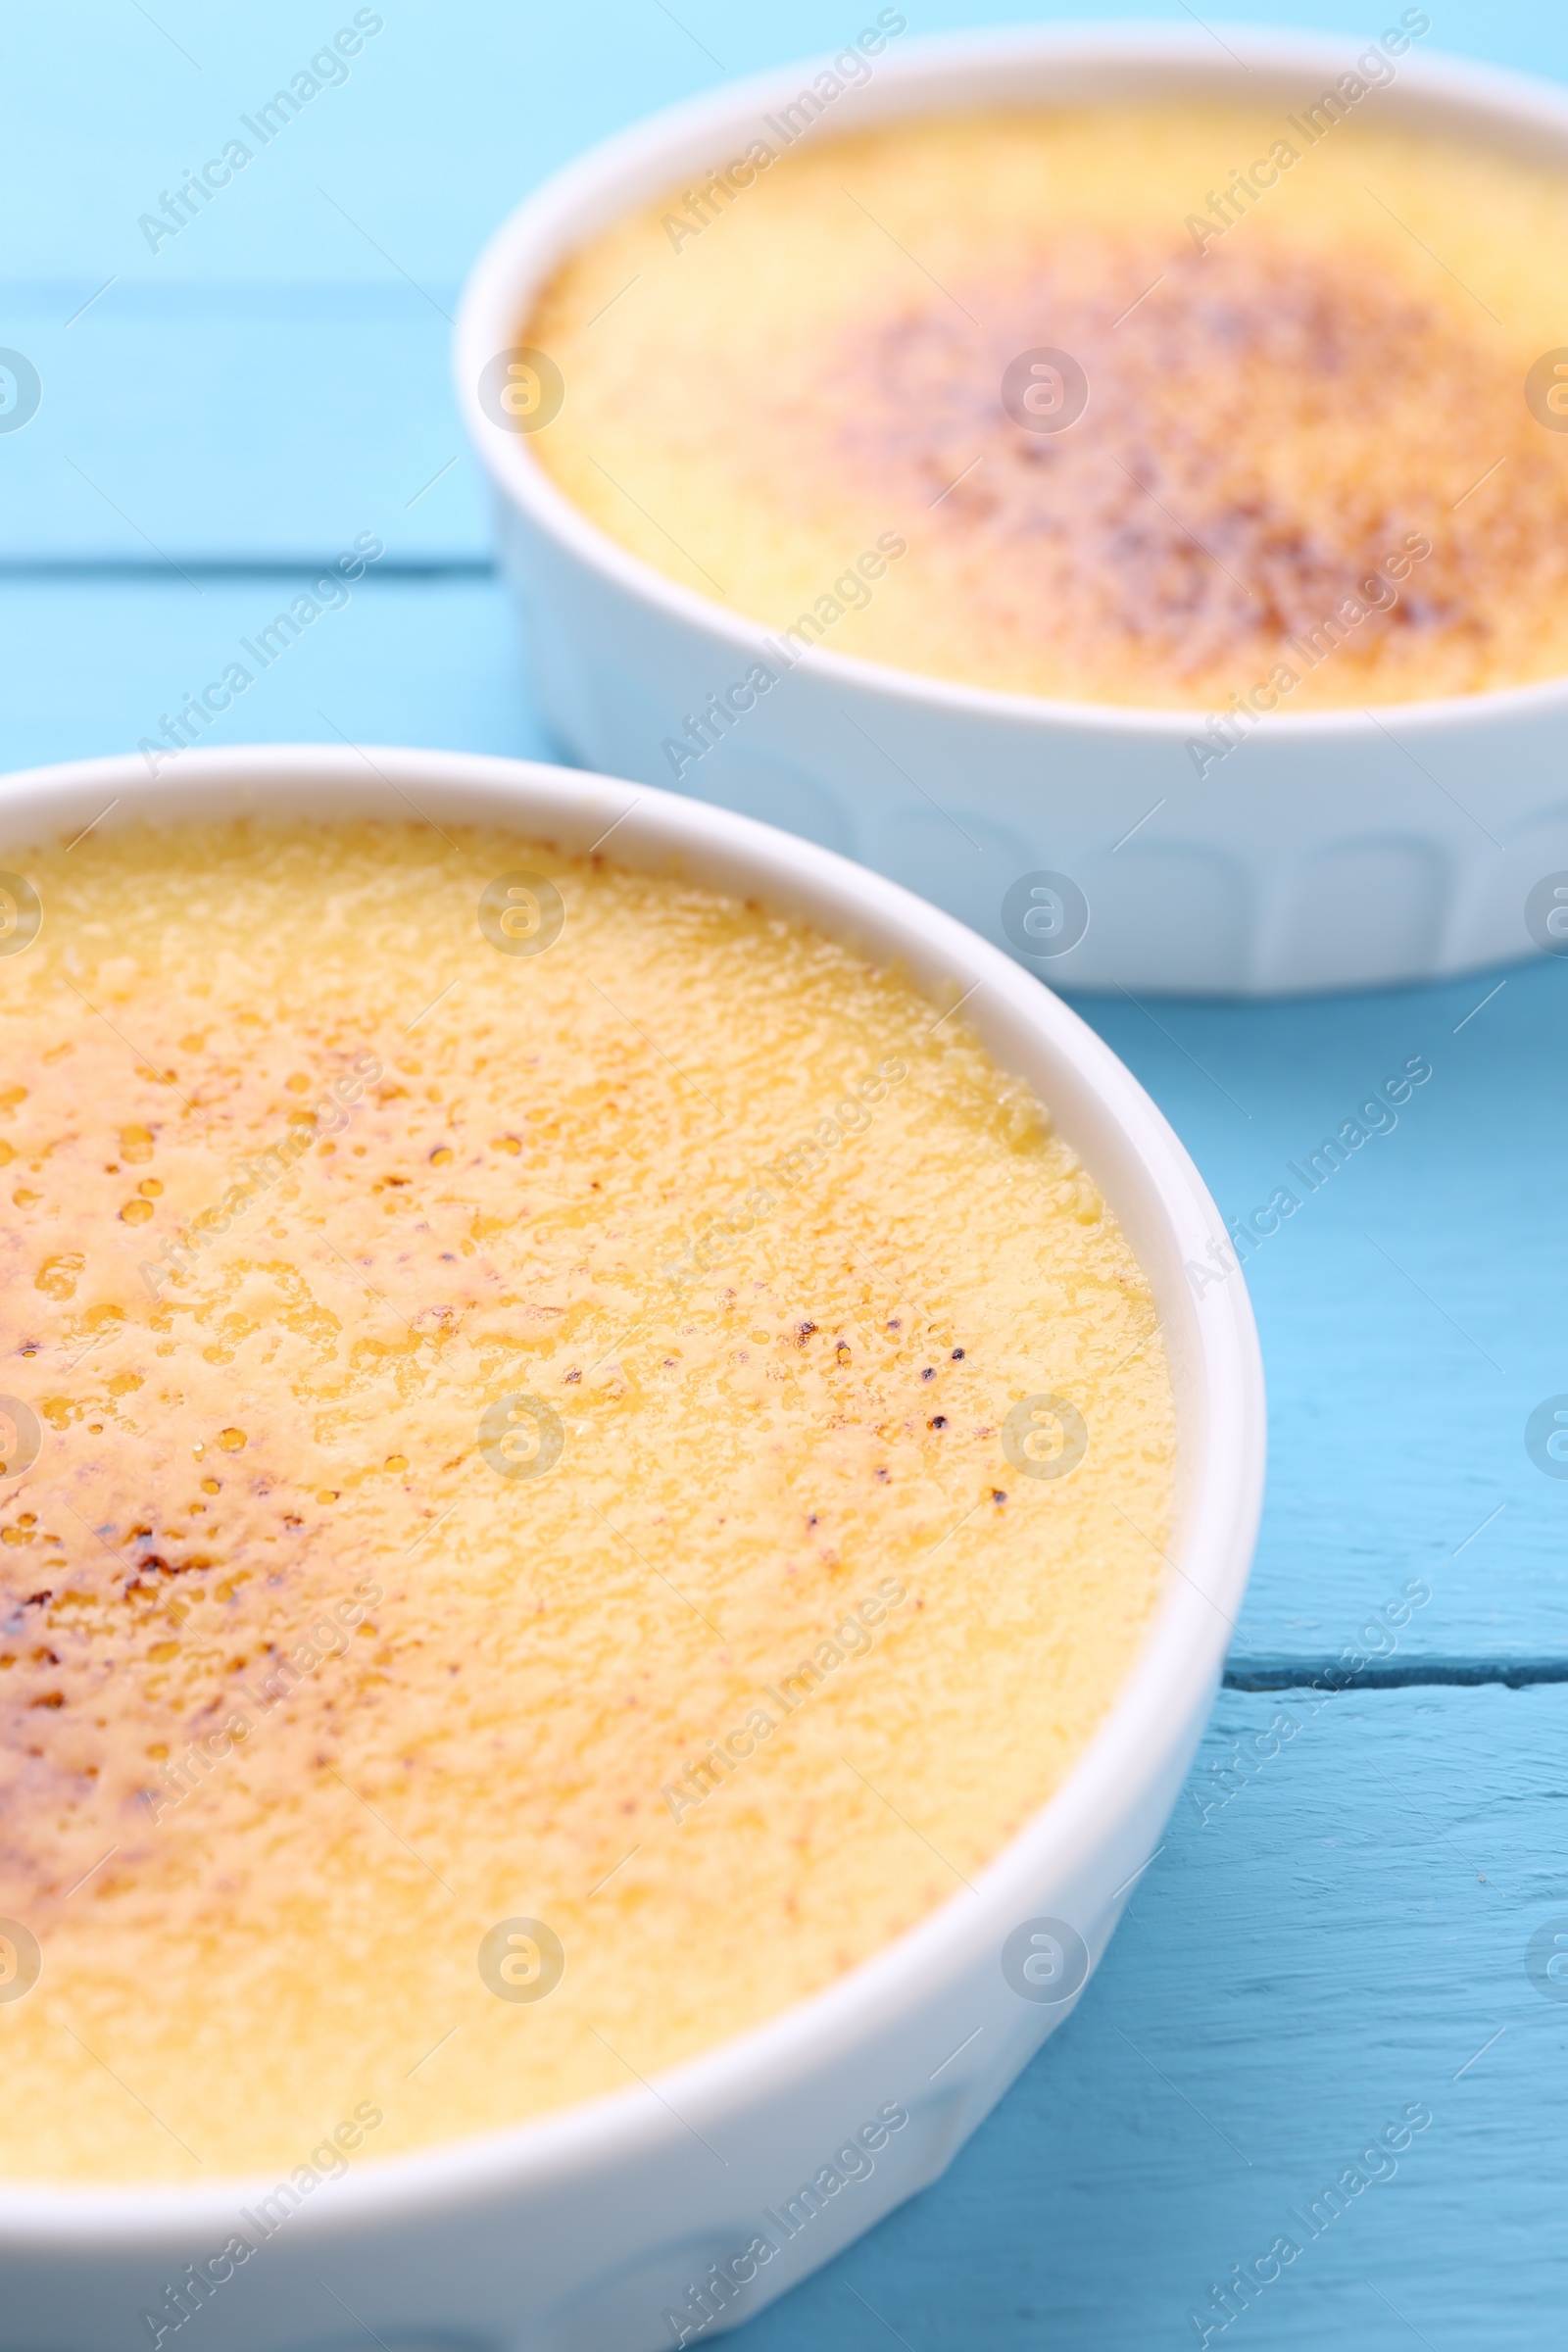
[0,289,486,563]
[0,573,553,770]
[1080,968,1568,1670]
[737,1684,1568,2352]
[4,0,1564,300]
[6,7,1568,2343]
[3,573,1562,1667]
[5,0,1568,561]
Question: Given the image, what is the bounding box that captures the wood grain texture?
[4,0,1566,293]
[0,574,554,767]
[0,290,485,564]
[4,576,1563,1666]
[1085,971,1568,1669]
[739,1687,1568,2352]
[3,0,1567,564]
[6,5,1567,2346]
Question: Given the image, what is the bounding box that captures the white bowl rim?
[0,742,1264,2242]
[453,16,1568,744]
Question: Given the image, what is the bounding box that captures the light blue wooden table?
[4,3,1565,2344]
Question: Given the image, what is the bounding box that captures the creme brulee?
[526,100,1568,709]
[0,817,1172,2183]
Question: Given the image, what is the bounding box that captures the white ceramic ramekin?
[0,746,1262,2352]
[455,22,1568,998]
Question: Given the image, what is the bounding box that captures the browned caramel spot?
[815,240,1550,684]
[0,816,1171,2182]
[0,1503,357,1915]
[530,105,1568,707]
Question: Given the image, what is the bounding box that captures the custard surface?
[0,818,1171,2182]
[529,103,1568,709]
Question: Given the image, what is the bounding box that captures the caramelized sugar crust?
[530,105,1568,707]
[0,819,1172,2180]
[815,241,1514,689]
